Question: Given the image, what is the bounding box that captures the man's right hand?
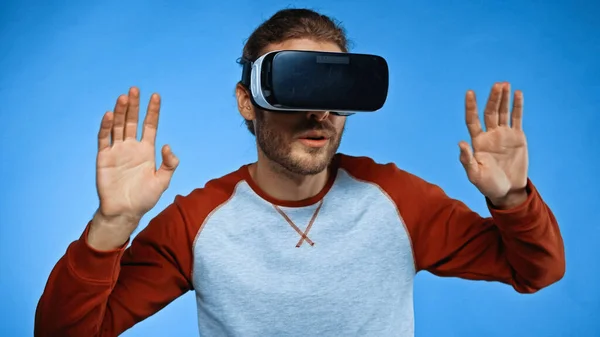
[88,87,179,251]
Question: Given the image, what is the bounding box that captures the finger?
[511,90,524,130]
[157,145,179,188]
[458,141,479,182]
[498,82,510,126]
[142,93,161,145]
[464,90,483,138]
[98,111,114,151]
[483,83,502,130]
[124,87,140,140]
[112,94,128,143]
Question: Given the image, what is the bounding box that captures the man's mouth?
[301,136,327,140]
[297,130,330,140]
[297,132,330,148]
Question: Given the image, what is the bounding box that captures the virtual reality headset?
[239,50,389,116]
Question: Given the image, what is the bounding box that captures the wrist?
[87,211,140,251]
[488,188,528,210]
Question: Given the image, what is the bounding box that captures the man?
[35,8,565,337]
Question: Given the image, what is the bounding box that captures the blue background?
[1,0,598,336]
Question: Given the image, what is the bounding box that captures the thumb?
[157,144,179,187]
[458,141,478,180]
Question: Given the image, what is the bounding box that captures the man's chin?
[285,147,334,175]
[291,142,330,158]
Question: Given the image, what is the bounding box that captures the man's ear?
[235,83,255,121]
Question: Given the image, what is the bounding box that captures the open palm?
[96,87,179,221]
[459,82,528,204]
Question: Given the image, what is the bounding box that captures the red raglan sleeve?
[34,198,196,337]
[395,167,566,293]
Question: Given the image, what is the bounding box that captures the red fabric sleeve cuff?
[487,178,544,232]
[66,222,129,283]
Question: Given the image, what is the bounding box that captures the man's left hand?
[459,82,529,209]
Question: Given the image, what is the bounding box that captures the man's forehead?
[262,38,343,55]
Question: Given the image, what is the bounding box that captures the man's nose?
[306,111,330,121]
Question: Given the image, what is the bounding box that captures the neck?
[249,155,331,202]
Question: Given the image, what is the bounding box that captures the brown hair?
[240,8,350,135]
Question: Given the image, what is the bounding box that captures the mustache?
[294,119,337,137]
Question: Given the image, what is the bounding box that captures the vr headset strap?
[239,58,252,88]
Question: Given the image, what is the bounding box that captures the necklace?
[272,199,324,248]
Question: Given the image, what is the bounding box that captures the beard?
[254,109,344,176]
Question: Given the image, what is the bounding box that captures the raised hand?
[89,87,179,250]
[459,82,529,209]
